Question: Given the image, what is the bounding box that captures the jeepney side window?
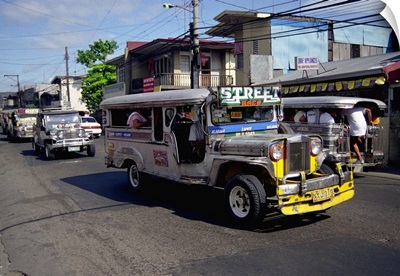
[154,107,163,142]
[110,109,132,127]
[165,108,175,127]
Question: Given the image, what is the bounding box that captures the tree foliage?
[76,39,118,113]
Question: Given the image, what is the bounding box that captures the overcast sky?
[0,0,390,93]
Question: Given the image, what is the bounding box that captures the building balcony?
[155,73,234,88]
[131,73,234,93]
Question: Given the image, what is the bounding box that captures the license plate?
[311,187,335,203]
[68,146,80,152]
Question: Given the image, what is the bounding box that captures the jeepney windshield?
[17,116,36,124]
[45,113,80,128]
[210,102,275,125]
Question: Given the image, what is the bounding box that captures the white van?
[100,87,354,227]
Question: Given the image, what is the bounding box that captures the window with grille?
[351,44,360,58]
[117,65,125,82]
[180,54,190,73]
[253,40,259,55]
[236,53,244,69]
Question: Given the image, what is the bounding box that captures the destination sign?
[218,86,280,107]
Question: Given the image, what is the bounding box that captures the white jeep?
[33,109,95,159]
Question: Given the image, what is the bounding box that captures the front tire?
[45,144,55,160]
[87,145,96,157]
[224,174,267,228]
[33,142,41,156]
[318,163,335,175]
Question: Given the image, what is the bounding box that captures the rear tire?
[127,163,144,193]
[224,174,267,228]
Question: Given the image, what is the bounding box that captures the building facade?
[207,11,396,86]
[104,39,235,97]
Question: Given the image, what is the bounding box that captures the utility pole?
[65,46,71,107]
[4,74,21,107]
[163,0,200,88]
[191,0,200,89]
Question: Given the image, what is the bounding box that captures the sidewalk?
[357,164,400,181]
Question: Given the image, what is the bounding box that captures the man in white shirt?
[319,110,336,124]
[342,107,372,164]
[188,113,205,163]
[306,109,317,123]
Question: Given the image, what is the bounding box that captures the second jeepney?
[100,87,354,227]
[281,96,387,172]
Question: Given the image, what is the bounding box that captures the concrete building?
[206,11,396,86]
[104,39,235,98]
[51,76,89,113]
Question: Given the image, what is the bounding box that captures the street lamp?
[163,3,190,12]
[163,1,200,89]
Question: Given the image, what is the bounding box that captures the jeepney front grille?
[64,131,78,139]
[288,141,310,172]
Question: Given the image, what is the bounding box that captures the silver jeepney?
[32,109,96,159]
[100,87,354,228]
[281,96,387,172]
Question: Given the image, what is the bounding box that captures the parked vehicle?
[5,108,39,142]
[32,108,95,159]
[81,116,102,138]
[281,96,386,172]
[100,87,354,228]
[0,109,16,135]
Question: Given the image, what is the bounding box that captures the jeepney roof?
[40,109,80,115]
[282,96,387,110]
[100,89,212,109]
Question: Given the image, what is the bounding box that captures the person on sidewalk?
[343,107,372,164]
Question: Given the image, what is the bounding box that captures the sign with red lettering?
[143,76,155,93]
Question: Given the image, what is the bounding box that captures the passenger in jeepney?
[188,107,205,163]
[319,109,337,124]
[343,106,372,165]
[127,108,150,128]
[306,109,317,123]
[294,110,307,122]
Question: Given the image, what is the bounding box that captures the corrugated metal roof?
[262,52,400,86]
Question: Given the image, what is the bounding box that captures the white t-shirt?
[306,109,317,123]
[343,107,367,136]
[319,112,335,124]
[189,121,204,141]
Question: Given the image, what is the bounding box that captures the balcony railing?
[154,73,234,88]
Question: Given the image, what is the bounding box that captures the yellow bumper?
[280,180,354,215]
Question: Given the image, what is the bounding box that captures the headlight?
[310,138,322,156]
[269,141,283,161]
[76,129,86,138]
[55,130,64,139]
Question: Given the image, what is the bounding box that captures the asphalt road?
[0,135,399,276]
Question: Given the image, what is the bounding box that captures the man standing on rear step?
[343,106,372,165]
